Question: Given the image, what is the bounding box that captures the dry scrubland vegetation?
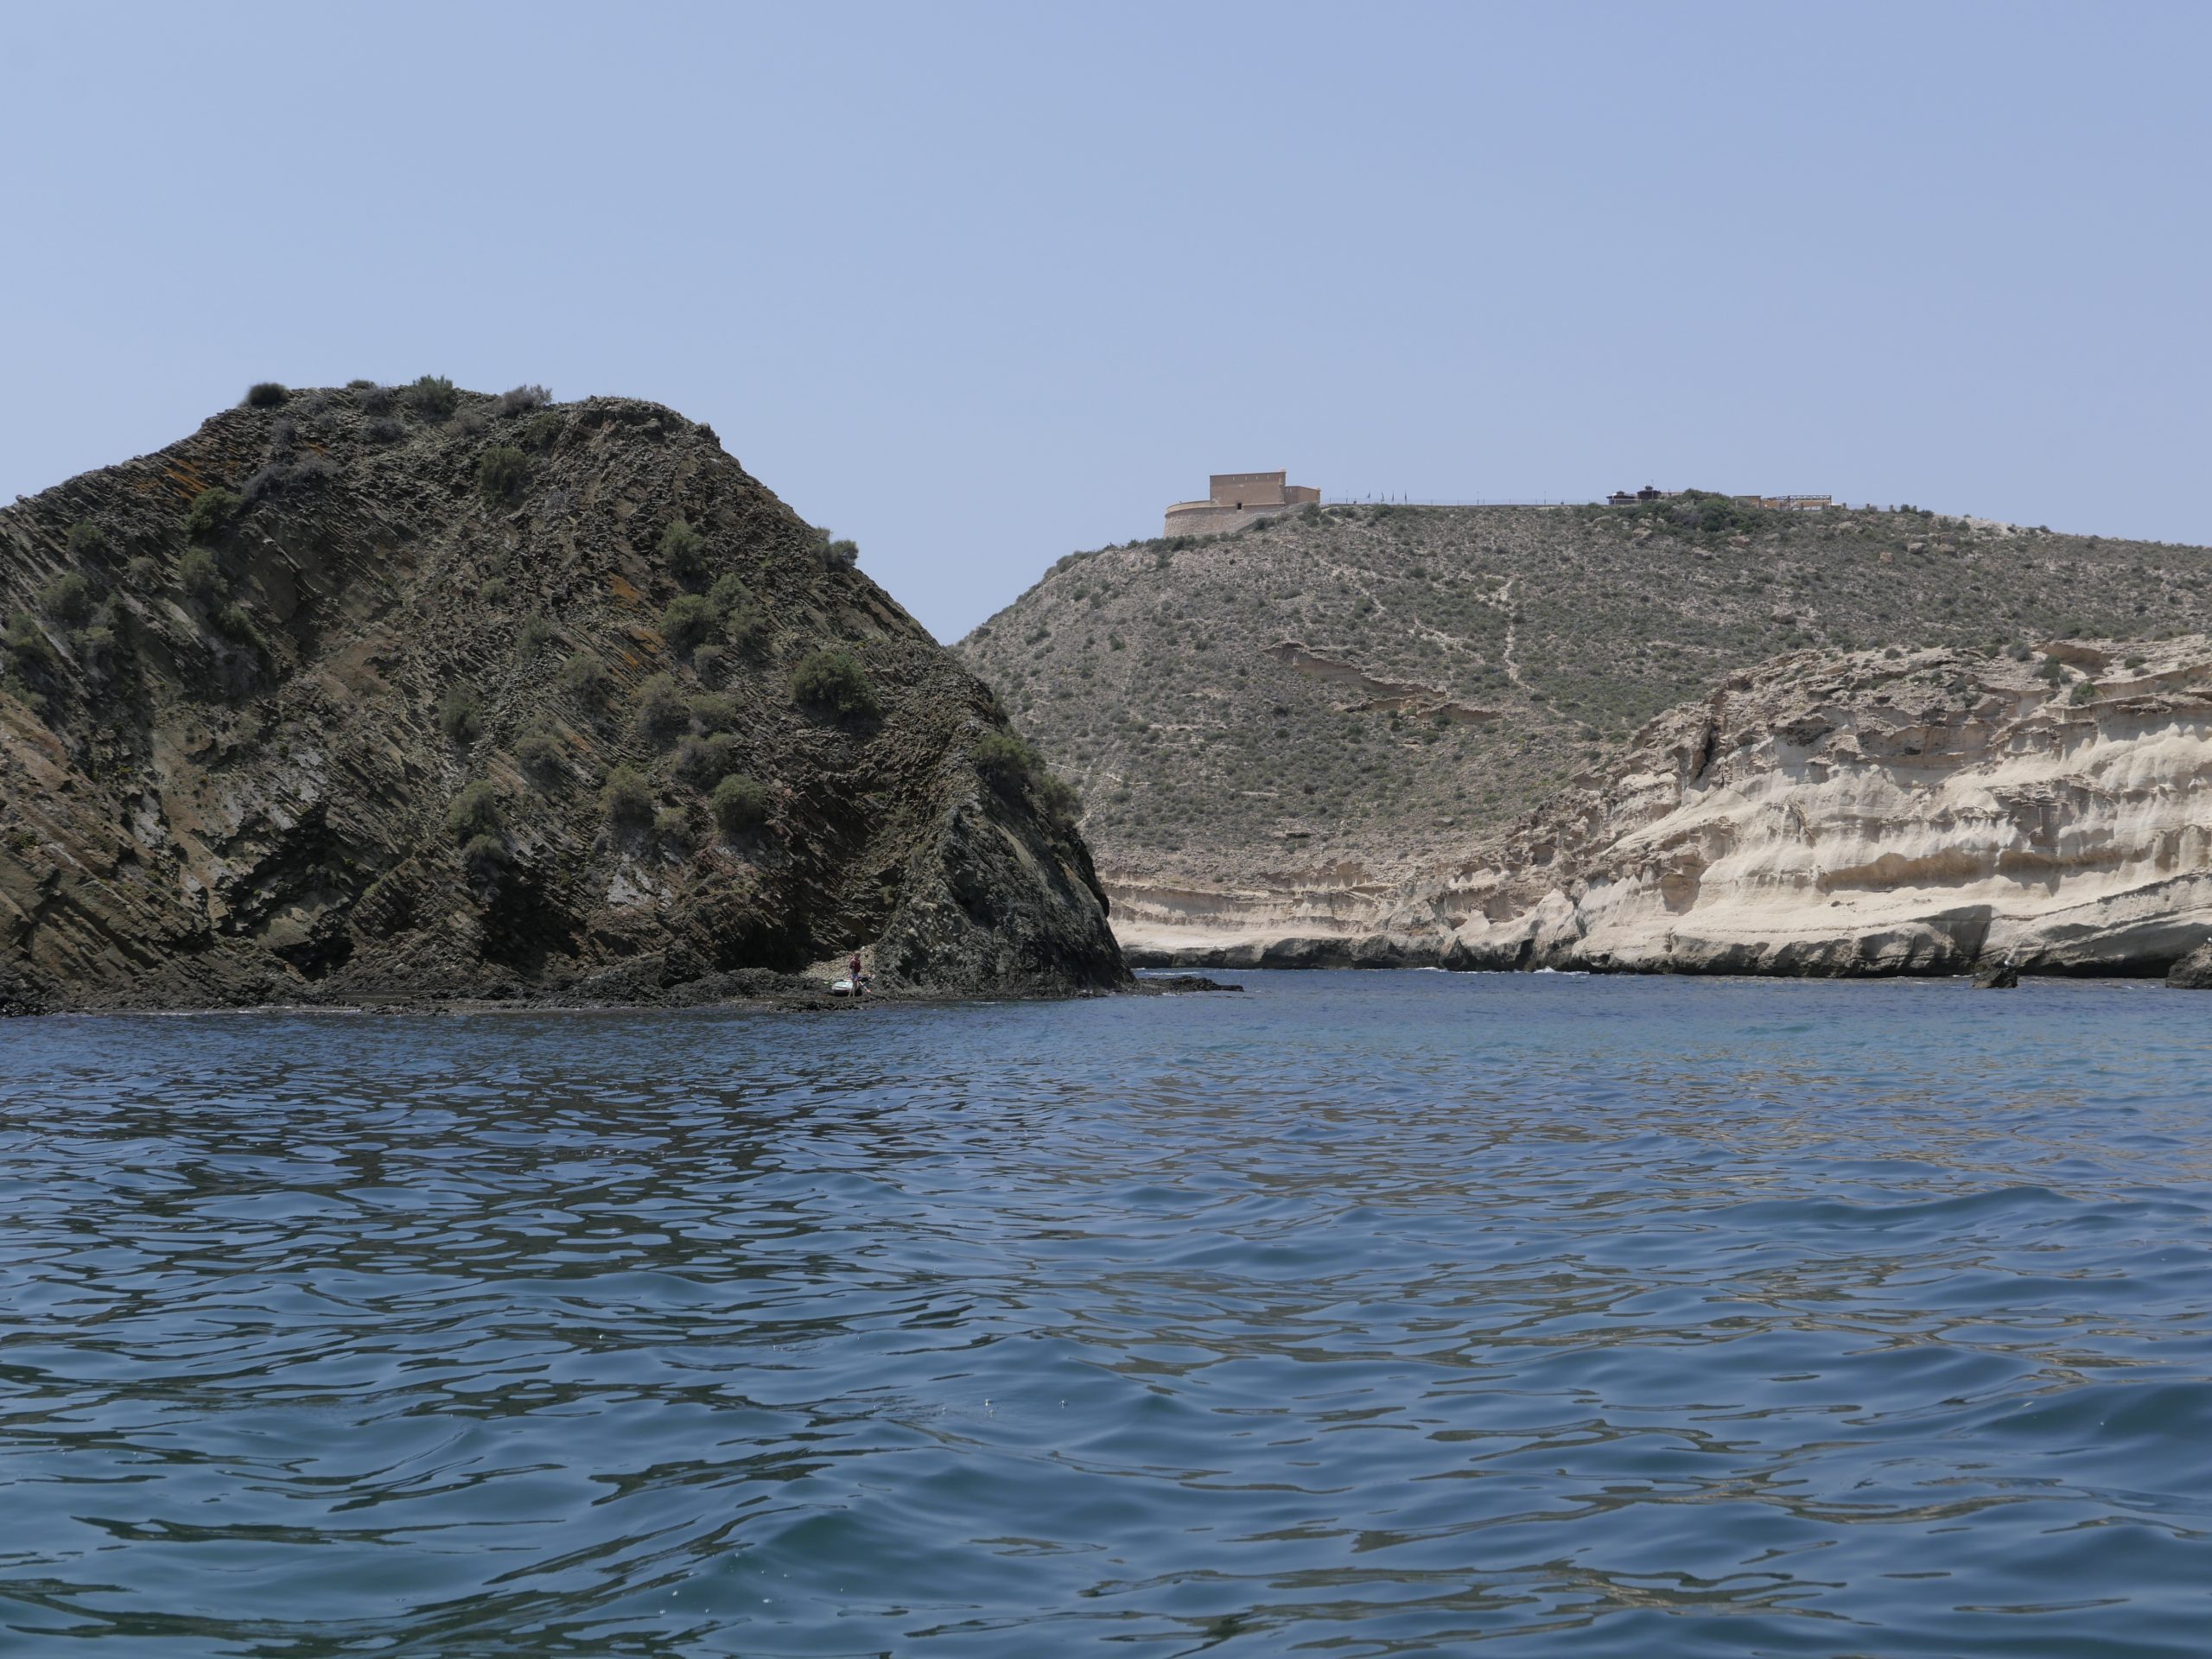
[960,495,2212,886]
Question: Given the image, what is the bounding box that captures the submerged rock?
[0,386,1127,1012]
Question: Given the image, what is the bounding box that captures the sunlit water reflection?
[3,972,2209,1655]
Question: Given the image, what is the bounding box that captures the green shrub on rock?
[707,573,766,652]
[516,613,556,658]
[213,602,261,645]
[601,764,653,826]
[689,690,739,731]
[243,382,289,409]
[513,721,565,773]
[659,593,719,653]
[675,731,737,785]
[444,780,503,840]
[184,487,244,543]
[477,446,531,505]
[4,612,57,677]
[653,807,691,847]
[178,548,225,603]
[710,773,770,834]
[790,649,876,719]
[975,728,1081,828]
[407,375,458,422]
[632,671,687,742]
[38,574,94,626]
[974,728,1041,786]
[438,685,484,743]
[521,410,563,452]
[65,522,106,559]
[460,833,509,877]
[557,652,607,705]
[658,520,707,583]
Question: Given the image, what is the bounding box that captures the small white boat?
[830,978,856,995]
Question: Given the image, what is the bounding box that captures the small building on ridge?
[1164,472,1320,537]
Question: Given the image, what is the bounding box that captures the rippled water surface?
[4,973,2212,1656]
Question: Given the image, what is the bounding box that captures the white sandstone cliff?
[1432,640,2212,976]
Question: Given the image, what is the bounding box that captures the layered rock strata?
[1436,642,2212,977]
[0,387,1123,1013]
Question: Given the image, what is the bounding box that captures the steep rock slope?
[0,384,1123,1013]
[958,499,2212,954]
[1435,639,2212,976]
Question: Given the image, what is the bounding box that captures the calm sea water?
[3,972,2209,1656]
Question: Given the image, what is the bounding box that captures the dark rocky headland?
[0,381,1126,1014]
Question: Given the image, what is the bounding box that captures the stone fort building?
[1164,471,1319,537]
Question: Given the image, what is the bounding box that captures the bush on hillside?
[513,721,565,773]
[707,572,751,615]
[438,684,484,743]
[632,671,688,742]
[460,834,509,879]
[601,764,653,826]
[356,384,396,415]
[516,613,556,658]
[975,728,1082,829]
[125,555,161,590]
[974,728,1042,787]
[65,522,106,559]
[4,612,56,677]
[178,547,225,603]
[39,574,94,627]
[810,527,858,570]
[184,487,244,543]
[364,416,405,445]
[521,410,563,452]
[653,807,692,848]
[443,780,503,841]
[407,375,459,422]
[243,382,289,409]
[659,593,719,652]
[710,773,771,835]
[689,690,739,731]
[499,384,551,414]
[709,573,766,652]
[790,649,876,718]
[674,731,736,786]
[659,520,708,583]
[557,651,607,704]
[478,446,531,505]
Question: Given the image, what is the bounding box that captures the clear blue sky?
[3,2,2207,640]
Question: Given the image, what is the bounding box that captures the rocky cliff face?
[0,384,1125,1013]
[1434,641,2212,977]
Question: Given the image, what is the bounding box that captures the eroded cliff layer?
[0,385,1124,1013]
[1438,641,2212,976]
